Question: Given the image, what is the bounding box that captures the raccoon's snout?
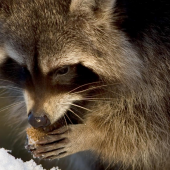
[28,112,51,128]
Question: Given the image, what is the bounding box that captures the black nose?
[28,112,51,128]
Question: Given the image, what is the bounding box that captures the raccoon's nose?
[28,112,51,128]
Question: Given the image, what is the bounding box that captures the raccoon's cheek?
[23,90,34,114]
[43,94,83,125]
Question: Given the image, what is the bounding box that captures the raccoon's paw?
[33,124,86,160]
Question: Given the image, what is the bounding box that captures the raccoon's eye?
[49,65,76,85]
[56,66,70,75]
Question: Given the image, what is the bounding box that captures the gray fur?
[0,0,170,169]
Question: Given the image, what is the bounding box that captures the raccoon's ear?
[70,0,96,13]
[70,0,115,14]
[70,0,115,26]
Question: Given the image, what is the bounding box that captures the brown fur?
[1,0,170,169]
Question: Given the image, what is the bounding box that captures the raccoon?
[0,0,170,169]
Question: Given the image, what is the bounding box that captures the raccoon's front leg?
[33,124,97,159]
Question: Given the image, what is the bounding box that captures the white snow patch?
[0,148,60,170]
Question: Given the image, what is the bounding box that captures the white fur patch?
[0,48,7,64]
[40,51,98,75]
[24,90,34,114]
[5,45,25,64]
[43,93,83,124]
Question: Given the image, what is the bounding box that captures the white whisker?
[71,83,119,95]
[0,86,22,90]
[64,103,92,112]
[65,113,73,125]
[63,115,69,131]
[0,79,18,84]
[68,81,101,94]
[0,96,23,98]
[68,97,114,101]
[0,101,25,113]
[68,108,84,122]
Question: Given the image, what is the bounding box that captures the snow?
[0,148,60,170]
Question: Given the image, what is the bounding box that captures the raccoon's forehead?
[4,42,98,75]
[5,44,25,65]
[1,1,96,72]
[1,0,115,76]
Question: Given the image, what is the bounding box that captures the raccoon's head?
[0,0,142,130]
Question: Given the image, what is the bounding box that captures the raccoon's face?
[0,41,101,129]
[0,0,104,129]
[0,0,142,129]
